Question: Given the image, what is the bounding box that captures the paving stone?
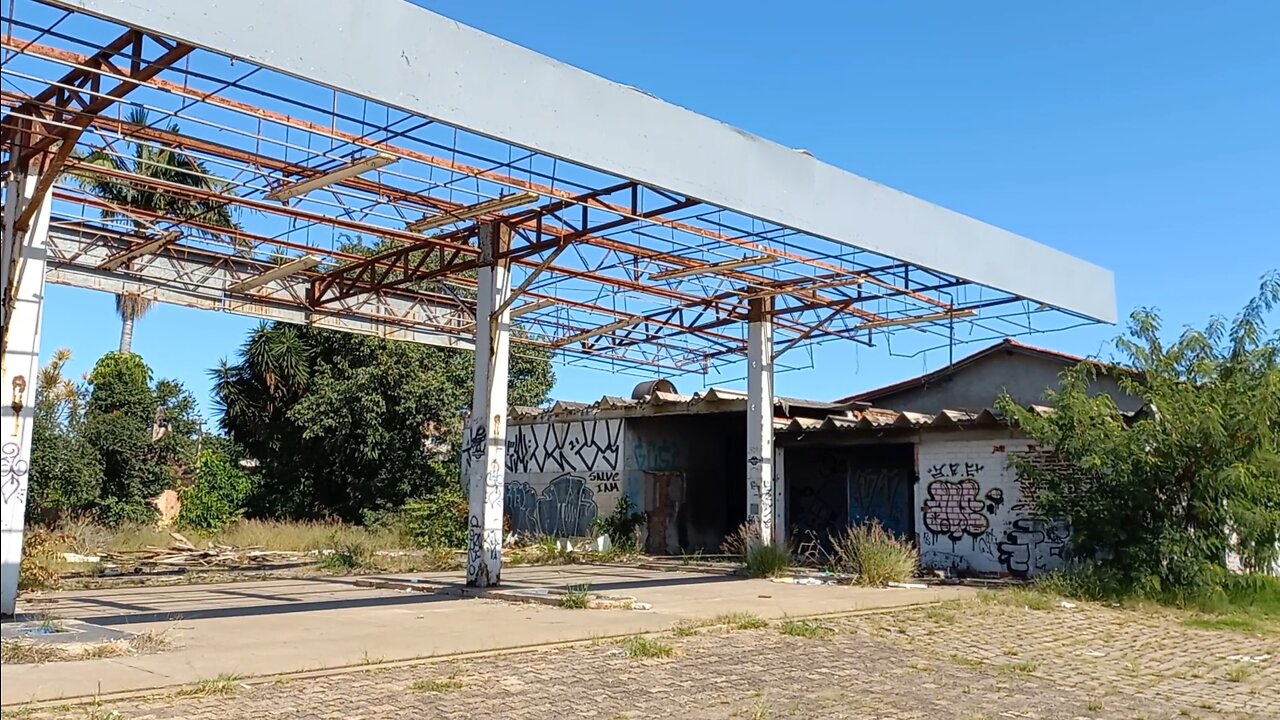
[13,600,1277,719]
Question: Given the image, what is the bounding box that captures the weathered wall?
[916,435,1070,578]
[626,414,745,553]
[872,353,1142,414]
[464,416,624,537]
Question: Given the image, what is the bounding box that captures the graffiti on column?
[466,513,483,580]
[462,424,486,460]
[1,442,28,504]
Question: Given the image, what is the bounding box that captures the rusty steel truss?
[1,0,1101,377]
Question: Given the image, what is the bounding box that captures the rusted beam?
[2,37,903,282]
[309,184,697,307]
[2,29,193,231]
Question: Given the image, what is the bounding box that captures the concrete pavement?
[2,565,971,705]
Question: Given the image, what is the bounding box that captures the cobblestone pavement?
[15,596,1278,720]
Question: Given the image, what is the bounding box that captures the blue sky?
[39,1,1279,419]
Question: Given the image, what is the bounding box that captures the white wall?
[916,437,1070,578]
[463,416,624,537]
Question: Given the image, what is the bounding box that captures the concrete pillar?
[2,170,52,615]
[465,222,512,587]
[746,296,776,546]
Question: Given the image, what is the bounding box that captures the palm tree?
[71,107,239,353]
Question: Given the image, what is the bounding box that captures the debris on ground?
[97,532,310,570]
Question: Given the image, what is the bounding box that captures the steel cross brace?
[1,29,193,232]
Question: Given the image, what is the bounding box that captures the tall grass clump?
[829,520,918,586]
[723,522,791,578]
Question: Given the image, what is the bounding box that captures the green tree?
[79,353,196,524]
[27,349,102,523]
[211,323,554,522]
[70,107,239,353]
[177,450,255,532]
[1000,273,1280,593]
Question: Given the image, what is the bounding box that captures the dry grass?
[778,619,833,639]
[714,612,769,630]
[623,635,677,659]
[560,584,592,608]
[18,529,66,591]
[49,518,406,555]
[0,630,169,664]
[977,587,1058,611]
[410,677,464,693]
[174,673,242,697]
[829,520,918,586]
[1225,664,1255,683]
[722,523,791,578]
[671,611,769,636]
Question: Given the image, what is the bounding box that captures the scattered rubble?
[96,532,310,571]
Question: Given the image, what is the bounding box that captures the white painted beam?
[226,254,321,293]
[97,230,181,271]
[406,192,539,233]
[265,153,396,202]
[48,0,1115,322]
[45,224,474,349]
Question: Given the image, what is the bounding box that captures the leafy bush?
[591,496,646,551]
[1039,565,1280,618]
[1000,273,1280,595]
[177,450,255,532]
[213,321,554,523]
[320,536,373,571]
[723,522,792,578]
[27,415,102,524]
[829,520,919,586]
[397,485,468,549]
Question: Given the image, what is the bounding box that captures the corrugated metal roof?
[509,379,1145,435]
[510,383,1035,434]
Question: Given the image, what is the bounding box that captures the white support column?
[465,222,512,588]
[746,296,776,546]
[2,170,52,616]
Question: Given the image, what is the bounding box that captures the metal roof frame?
[3,0,1115,379]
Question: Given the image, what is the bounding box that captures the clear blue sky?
[40,1,1279,419]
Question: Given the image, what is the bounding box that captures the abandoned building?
[463,339,1136,579]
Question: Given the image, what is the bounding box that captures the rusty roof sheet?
[509,384,1030,433]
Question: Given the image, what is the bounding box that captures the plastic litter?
[1226,654,1271,663]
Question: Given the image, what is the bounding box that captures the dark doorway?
[644,471,685,554]
[786,443,917,544]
